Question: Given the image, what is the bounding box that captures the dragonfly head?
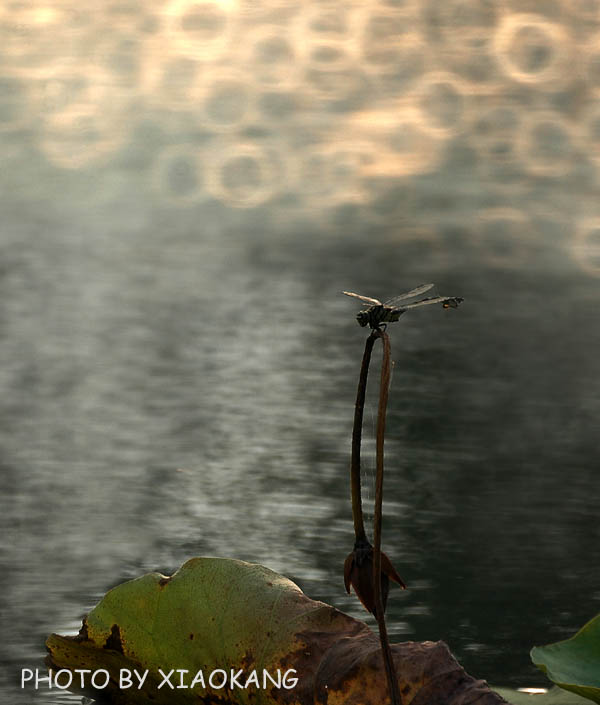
[356,310,370,327]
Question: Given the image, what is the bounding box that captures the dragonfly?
[343,284,464,329]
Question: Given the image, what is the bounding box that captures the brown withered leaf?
[46,557,512,705]
[344,538,406,617]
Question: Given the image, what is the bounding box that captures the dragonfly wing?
[342,291,382,306]
[383,283,434,306]
[400,295,461,309]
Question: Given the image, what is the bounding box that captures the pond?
[2,223,599,704]
[1,1,600,702]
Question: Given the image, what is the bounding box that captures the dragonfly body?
[356,304,404,329]
[343,284,463,330]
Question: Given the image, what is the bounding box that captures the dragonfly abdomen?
[380,307,403,324]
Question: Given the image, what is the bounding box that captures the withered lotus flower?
[344,538,406,617]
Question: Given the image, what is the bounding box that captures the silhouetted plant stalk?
[344,329,405,705]
[373,329,401,705]
[349,330,378,544]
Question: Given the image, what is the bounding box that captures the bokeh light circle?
[205,140,285,208]
[411,71,468,137]
[140,45,207,110]
[162,0,237,62]
[493,13,571,86]
[199,70,254,132]
[240,27,298,89]
[517,111,577,178]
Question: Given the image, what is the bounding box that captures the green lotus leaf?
[531,613,600,704]
[492,686,591,705]
[47,556,510,705]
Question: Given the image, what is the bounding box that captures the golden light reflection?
[427,0,499,47]
[31,6,62,25]
[0,0,599,275]
[30,62,133,168]
[573,218,600,276]
[38,108,131,169]
[346,107,446,177]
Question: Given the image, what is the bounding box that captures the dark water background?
[1,2,600,703]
